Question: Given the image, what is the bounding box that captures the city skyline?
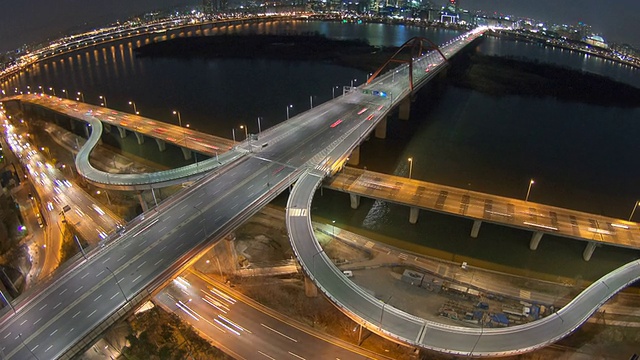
[0,1,639,54]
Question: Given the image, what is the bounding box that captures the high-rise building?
[203,0,227,13]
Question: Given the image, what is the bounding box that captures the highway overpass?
[1,27,638,359]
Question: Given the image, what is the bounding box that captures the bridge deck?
[11,94,235,156]
[325,167,640,250]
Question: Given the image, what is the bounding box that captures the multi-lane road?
[325,167,640,256]
[3,26,636,359]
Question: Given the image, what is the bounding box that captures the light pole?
[240,125,248,140]
[629,200,640,221]
[257,117,262,134]
[173,110,187,147]
[286,104,293,120]
[48,87,56,96]
[232,128,236,145]
[76,91,84,102]
[99,95,108,107]
[332,85,339,99]
[0,289,15,314]
[407,157,413,179]
[129,101,139,114]
[309,95,313,109]
[525,179,535,202]
[332,220,336,240]
[19,333,40,360]
[379,295,393,329]
[61,89,69,99]
[106,266,128,301]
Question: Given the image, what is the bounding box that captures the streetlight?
[525,179,535,202]
[173,110,188,147]
[76,91,84,102]
[332,85,340,99]
[332,220,336,240]
[61,89,69,99]
[407,157,413,179]
[128,101,139,114]
[106,266,128,301]
[286,104,293,120]
[379,295,393,329]
[48,87,56,96]
[99,95,108,107]
[0,289,15,314]
[239,125,248,140]
[629,200,640,221]
[257,117,262,134]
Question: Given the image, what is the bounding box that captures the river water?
[3,20,639,280]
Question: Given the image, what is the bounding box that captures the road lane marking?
[117,254,126,262]
[94,295,102,302]
[101,257,111,264]
[154,258,163,266]
[132,275,141,283]
[137,261,147,269]
[72,311,81,318]
[160,245,168,251]
[34,318,42,325]
[110,292,119,300]
[81,272,90,279]
[87,310,96,318]
[59,289,67,295]
[20,320,27,326]
[258,351,276,359]
[74,285,84,293]
[3,332,11,339]
[54,302,62,309]
[39,304,47,311]
[96,270,105,277]
[45,345,53,353]
[50,329,58,336]
[260,323,298,342]
[289,352,306,359]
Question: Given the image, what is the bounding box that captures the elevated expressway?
[5,94,240,190]
[0,27,638,359]
[325,167,640,260]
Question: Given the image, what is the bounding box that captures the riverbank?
[135,33,396,72]
[447,53,640,107]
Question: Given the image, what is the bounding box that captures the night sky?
[0,0,638,53]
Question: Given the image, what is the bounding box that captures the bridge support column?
[583,242,598,261]
[155,138,166,152]
[470,220,482,238]
[134,132,145,144]
[103,123,111,133]
[375,117,387,139]
[530,232,544,250]
[399,97,411,120]
[409,207,419,224]
[181,147,192,160]
[350,194,360,209]
[348,146,360,165]
[304,276,318,297]
[117,126,127,138]
[84,124,91,138]
[137,192,148,212]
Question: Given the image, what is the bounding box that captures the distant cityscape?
[1,0,639,79]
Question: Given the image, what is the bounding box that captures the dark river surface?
[3,19,639,281]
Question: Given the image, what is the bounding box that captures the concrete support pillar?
[375,116,387,139]
[399,97,411,120]
[348,146,360,165]
[529,232,544,250]
[409,207,419,224]
[83,124,90,138]
[134,132,145,144]
[181,147,192,160]
[137,192,148,212]
[304,276,318,297]
[103,123,111,133]
[155,138,166,152]
[470,220,482,238]
[117,126,127,138]
[350,194,360,209]
[583,242,597,261]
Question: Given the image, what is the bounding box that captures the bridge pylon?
[367,37,447,92]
